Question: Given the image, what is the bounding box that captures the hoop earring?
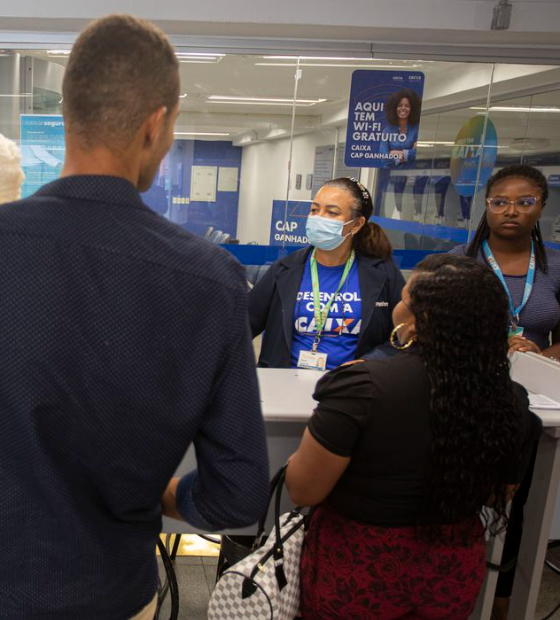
[390,323,416,350]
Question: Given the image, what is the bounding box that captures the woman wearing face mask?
[248,177,405,369]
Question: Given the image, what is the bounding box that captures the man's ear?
[142,106,168,148]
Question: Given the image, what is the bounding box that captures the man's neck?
[487,233,532,256]
[61,142,140,188]
[314,241,353,267]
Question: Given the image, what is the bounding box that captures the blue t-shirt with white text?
[290,256,362,369]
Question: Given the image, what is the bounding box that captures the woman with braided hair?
[249,177,404,369]
[450,164,560,619]
[286,254,541,619]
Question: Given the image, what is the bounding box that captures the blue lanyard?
[482,240,536,327]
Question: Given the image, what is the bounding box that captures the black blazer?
[248,248,406,368]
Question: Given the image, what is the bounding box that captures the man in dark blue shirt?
[0,15,269,620]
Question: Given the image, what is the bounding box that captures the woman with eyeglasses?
[450,164,560,361]
[450,164,560,620]
[249,177,405,369]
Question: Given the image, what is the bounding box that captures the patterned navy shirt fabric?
[450,244,560,350]
[0,176,270,619]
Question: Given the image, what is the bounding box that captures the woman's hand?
[508,335,541,355]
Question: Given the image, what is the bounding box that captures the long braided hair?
[408,254,523,540]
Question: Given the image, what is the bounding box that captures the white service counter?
[507,352,560,620]
[162,358,560,620]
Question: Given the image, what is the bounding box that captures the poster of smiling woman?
[345,70,425,169]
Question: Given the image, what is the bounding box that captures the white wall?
[237,130,337,244]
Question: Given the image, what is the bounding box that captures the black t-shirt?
[308,350,542,526]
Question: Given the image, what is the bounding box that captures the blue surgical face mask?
[305,215,355,251]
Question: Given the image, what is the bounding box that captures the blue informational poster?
[344,70,425,169]
[269,200,310,246]
[20,115,65,198]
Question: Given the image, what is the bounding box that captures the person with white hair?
[0,133,24,204]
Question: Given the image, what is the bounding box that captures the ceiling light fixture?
[262,56,432,63]
[174,131,231,137]
[208,95,327,107]
[47,50,71,56]
[175,52,225,64]
[471,105,560,113]
[416,141,456,148]
[417,141,509,150]
[208,101,323,107]
[255,62,415,69]
[176,52,225,57]
[265,55,375,61]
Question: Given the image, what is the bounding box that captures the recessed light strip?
[471,105,560,113]
[175,52,225,64]
[208,95,325,104]
[417,141,509,150]
[207,95,326,107]
[417,141,456,147]
[209,101,321,107]
[175,52,225,58]
[174,132,230,137]
[255,62,416,69]
[265,55,375,61]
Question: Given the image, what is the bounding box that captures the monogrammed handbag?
[207,466,305,620]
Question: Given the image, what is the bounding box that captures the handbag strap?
[272,467,288,590]
[253,464,290,590]
[255,464,288,542]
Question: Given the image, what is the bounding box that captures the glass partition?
[290,58,496,265]
[2,47,560,269]
[468,76,560,251]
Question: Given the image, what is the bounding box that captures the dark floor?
[156,545,560,620]
[156,554,218,620]
[535,545,560,620]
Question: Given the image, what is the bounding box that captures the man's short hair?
[63,15,179,148]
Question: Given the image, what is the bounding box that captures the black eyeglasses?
[486,196,540,214]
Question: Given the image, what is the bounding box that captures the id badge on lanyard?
[482,240,535,338]
[297,347,328,371]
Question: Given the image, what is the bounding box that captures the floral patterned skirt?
[300,505,486,620]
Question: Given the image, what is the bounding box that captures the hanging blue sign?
[344,70,425,169]
[20,114,65,199]
[269,200,310,246]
